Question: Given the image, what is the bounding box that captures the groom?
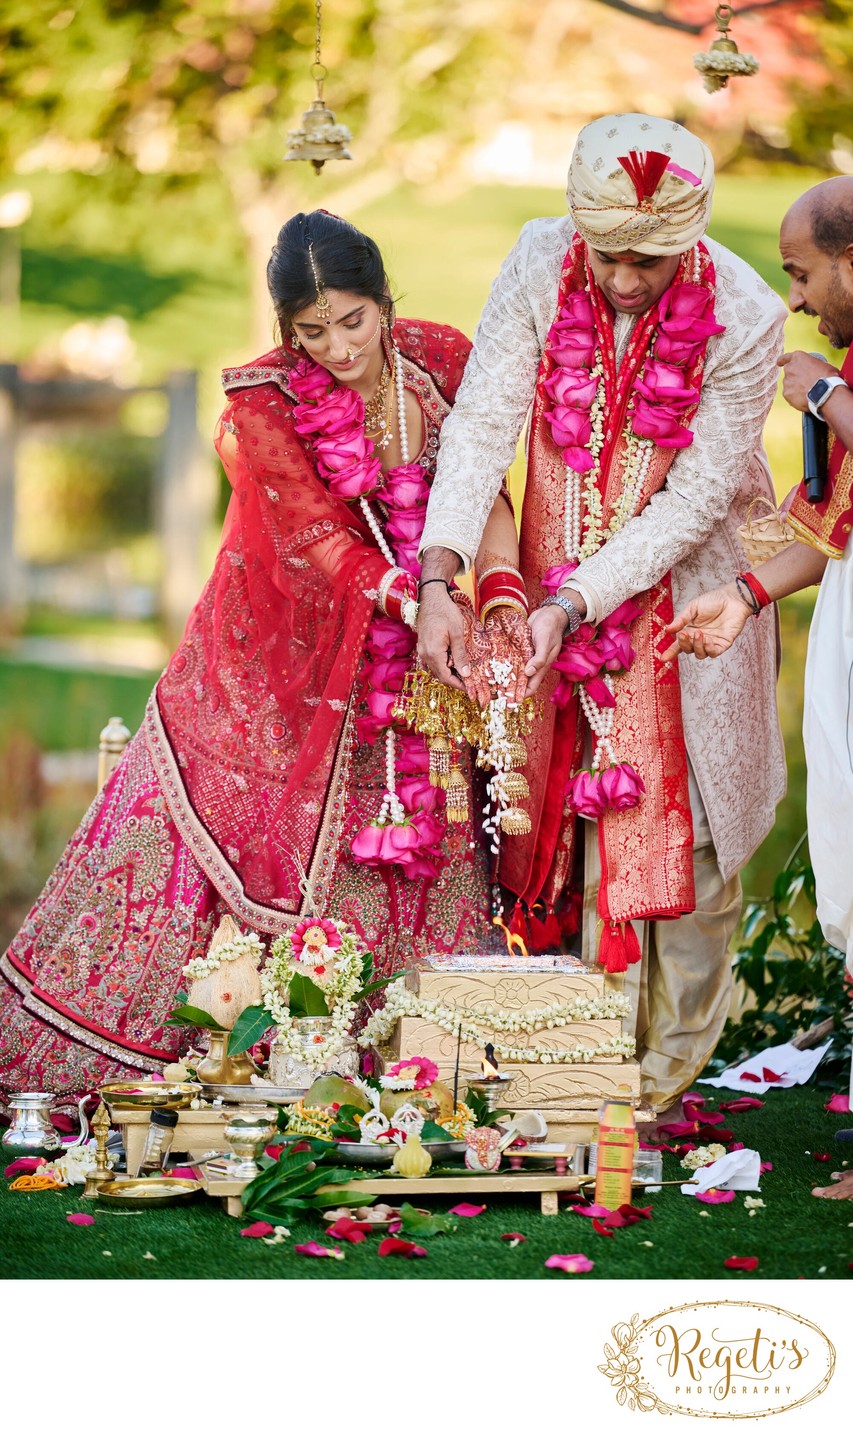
[417,113,786,1115]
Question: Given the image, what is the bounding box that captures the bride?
[0,209,531,1096]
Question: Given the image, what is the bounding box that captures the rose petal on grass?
[572,1202,612,1218]
[719,1097,765,1112]
[294,1241,344,1260]
[241,1221,275,1238]
[377,1236,427,1259]
[760,1160,773,1173]
[501,1231,527,1243]
[448,1203,486,1217]
[600,1202,653,1229]
[592,1217,615,1238]
[5,1157,45,1179]
[826,1093,852,1114]
[724,1255,759,1271]
[66,1213,95,1226]
[545,1253,594,1273]
[814,1153,832,1162]
[697,1188,736,1204]
[325,1216,372,1244]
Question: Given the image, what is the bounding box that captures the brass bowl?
[99,1081,200,1111]
[94,1177,203,1207]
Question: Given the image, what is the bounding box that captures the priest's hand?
[483,607,534,705]
[662,584,753,662]
[778,351,839,413]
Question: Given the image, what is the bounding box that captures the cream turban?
[566,113,715,255]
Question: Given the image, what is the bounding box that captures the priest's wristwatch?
[807,374,847,420]
[541,593,584,635]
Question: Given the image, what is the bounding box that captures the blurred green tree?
[787,0,853,168]
[0,0,522,342]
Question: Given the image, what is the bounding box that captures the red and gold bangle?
[380,568,419,628]
[737,571,771,614]
[476,565,529,622]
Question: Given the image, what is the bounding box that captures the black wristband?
[418,578,452,594]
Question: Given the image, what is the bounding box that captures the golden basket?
[737,495,796,568]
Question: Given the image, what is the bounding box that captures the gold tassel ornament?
[445,765,470,823]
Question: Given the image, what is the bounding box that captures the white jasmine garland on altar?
[182,930,264,982]
[359,978,636,1064]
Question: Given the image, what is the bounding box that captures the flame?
[482,1051,500,1080]
[492,914,529,960]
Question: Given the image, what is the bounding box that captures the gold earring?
[381,306,391,330]
[291,331,301,349]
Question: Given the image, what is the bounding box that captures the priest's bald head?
[781,176,853,350]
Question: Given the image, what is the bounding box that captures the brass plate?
[95,1177,203,1207]
[100,1081,200,1111]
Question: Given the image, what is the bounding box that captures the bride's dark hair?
[267,210,391,330]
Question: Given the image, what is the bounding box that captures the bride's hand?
[483,607,534,705]
[662,585,753,662]
[453,594,494,709]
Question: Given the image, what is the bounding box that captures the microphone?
[803,352,829,505]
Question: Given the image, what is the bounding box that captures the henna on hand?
[484,607,534,704]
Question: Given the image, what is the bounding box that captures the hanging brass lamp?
[693,4,759,94]
[285,0,352,174]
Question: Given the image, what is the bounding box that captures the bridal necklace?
[363,359,393,447]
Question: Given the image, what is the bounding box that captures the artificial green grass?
[3,1086,851,1281]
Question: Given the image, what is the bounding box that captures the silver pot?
[2,1092,64,1154]
[268,1018,360,1087]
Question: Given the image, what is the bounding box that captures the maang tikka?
[308,242,332,323]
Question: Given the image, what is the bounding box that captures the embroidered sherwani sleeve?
[570,280,787,622]
[419,225,545,570]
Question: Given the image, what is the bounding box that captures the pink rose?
[599,762,645,812]
[313,428,374,467]
[562,292,596,328]
[549,328,596,369]
[565,769,607,818]
[658,283,725,338]
[583,675,615,709]
[396,775,443,814]
[364,656,410,691]
[385,508,427,545]
[544,368,599,410]
[327,459,385,500]
[366,619,415,660]
[552,676,575,708]
[631,398,693,449]
[395,734,431,774]
[548,406,591,449]
[655,332,702,366]
[290,359,334,402]
[378,464,431,508]
[364,689,400,726]
[294,389,362,436]
[597,628,635,672]
[541,561,579,595]
[553,638,605,683]
[351,822,403,866]
[634,361,698,409]
[602,597,643,630]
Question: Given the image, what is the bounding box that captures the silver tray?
[331,1139,466,1168]
[201,1084,306,1105]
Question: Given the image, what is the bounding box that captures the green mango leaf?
[165,1002,221,1030]
[287,973,329,1017]
[359,951,374,986]
[419,1119,454,1142]
[398,1202,457,1237]
[227,1003,272,1056]
[309,1189,379,1209]
[353,971,408,1003]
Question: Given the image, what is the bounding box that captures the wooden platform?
[201,1163,597,1218]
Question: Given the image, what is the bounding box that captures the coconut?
[304,1074,371,1114]
[380,1080,454,1122]
[186,915,263,1030]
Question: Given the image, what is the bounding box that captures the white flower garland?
[359,978,636,1065]
[261,928,365,1067]
[183,932,265,982]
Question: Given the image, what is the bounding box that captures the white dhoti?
[804,539,853,974]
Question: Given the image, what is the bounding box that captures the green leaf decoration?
[359,951,374,986]
[397,1203,457,1237]
[352,971,408,1004]
[165,1002,221,1030]
[227,1003,272,1056]
[419,1120,454,1142]
[286,972,329,1017]
[308,1189,379,1209]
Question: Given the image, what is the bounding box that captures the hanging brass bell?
[285,97,352,175]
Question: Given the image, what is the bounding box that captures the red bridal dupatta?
[146,322,470,934]
[786,347,853,557]
[500,240,721,966]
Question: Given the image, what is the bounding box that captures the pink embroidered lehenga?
[0,320,496,1095]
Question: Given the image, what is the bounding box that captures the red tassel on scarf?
[597,921,642,974]
[509,900,529,944]
[528,907,550,953]
[617,150,670,205]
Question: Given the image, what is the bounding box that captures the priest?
[417,114,786,1117]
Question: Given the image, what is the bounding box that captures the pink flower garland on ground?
[540,253,724,820]
[290,356,445,877]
